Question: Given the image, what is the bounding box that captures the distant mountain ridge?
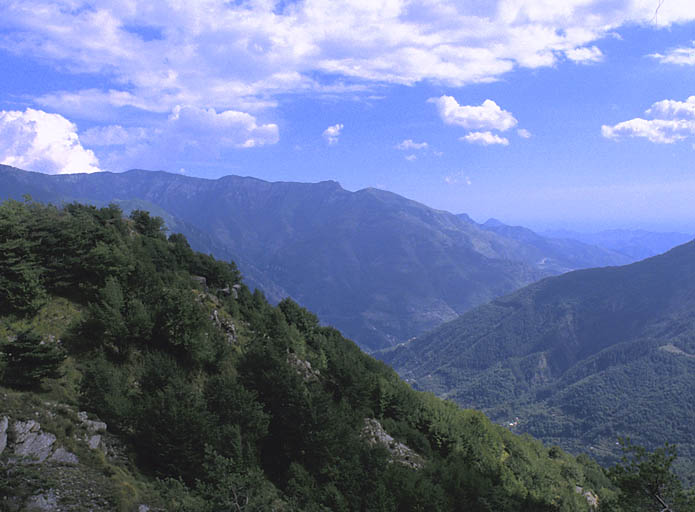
[0,165,633,351]
[542,228,693,261]
[381,240,695,481]
[474,217,631,273]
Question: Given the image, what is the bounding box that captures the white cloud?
[81,106,278,170]
[650,43,695,65]
[0,108,102,174]
[460,131,510,146]
[4,0,695,118]
[565,45,603,63]
[647,96,695,119]
[517,128,532,138]
[323,123,344,145]
[396,139,428,150]
[430,96,517,131]
[444,172,472,185]
[167,105,279,149]
[602,96,695,144]
[405,154,417,161]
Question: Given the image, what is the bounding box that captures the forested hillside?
[383,241,695,484]
[0,165,628,352]
[0,198,639,511]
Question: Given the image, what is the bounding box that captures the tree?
[1,330,66,389]
[607,438,695,512]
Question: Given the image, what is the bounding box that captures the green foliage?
[1,329,66,389]
[0,198,620,510]
[603,439,695,512]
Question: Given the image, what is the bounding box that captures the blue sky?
[1,1,695,231]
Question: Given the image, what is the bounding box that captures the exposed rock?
[49,447,79,465]
[23,490,58,512]
[287,353,320,382]
[10,420,56,463]
[77,411,107,433]
[362,418,424,470]
[232,284,241,299]
[575,485,599,509]
[212,309,237,344]
[138,505,150,512]
[88,434,103,451]
[0,416,8,455]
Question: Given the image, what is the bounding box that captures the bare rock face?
[362,418,424,470]
[23,490,58,511]
[0,416,8,455]
[287,353,320,382]
[10,420,56,463]
[77,411,107,433]
[49,447,79,465]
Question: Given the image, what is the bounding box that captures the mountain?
[542,228,693,261]
[476,217,631,272]
[382,240,695,482]
[0,165,624,352]
[0,198,621,511]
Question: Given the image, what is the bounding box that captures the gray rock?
[49,447,78,465]
[362,418,424,469]
[78,411,107,433]
[88,434,103,451]
[0,416,8,455]
[23,490,58,511]
[11,420,56,463]
[138,506,150,512]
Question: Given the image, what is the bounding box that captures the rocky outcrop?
[287,353,320,382]
[0,416,8,455]
[10,420,58,463]
[575,485,599,508]
[362,418,424,470]
[211,309,238,344]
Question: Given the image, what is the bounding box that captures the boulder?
[77,411,107,433]
[11,420,56,463]
[0,416,8,455]
[49,447,78,465]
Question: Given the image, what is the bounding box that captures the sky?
[1,0,695,232]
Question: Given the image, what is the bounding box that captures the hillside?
[382,241,695,482]
[0,165,626,352]
[542,228,693,261]
[477,218,630,272]
[0,198,626,511]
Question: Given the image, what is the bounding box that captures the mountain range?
[0,165,650,352]
[542,228,693,261]
[381,240,695,482]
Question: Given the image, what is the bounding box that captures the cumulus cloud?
[405,154,417,161]
[517,128,532,139]
[430,96,517,131]
[602,96,695,144]
[167,105,279,149]
[0,108,102,174]
[565,46,603,63]
[3,0,695,117]
[323,124,344,145]
[460,131,510,146]
[396,139,428,150]
[650,43,695,65]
